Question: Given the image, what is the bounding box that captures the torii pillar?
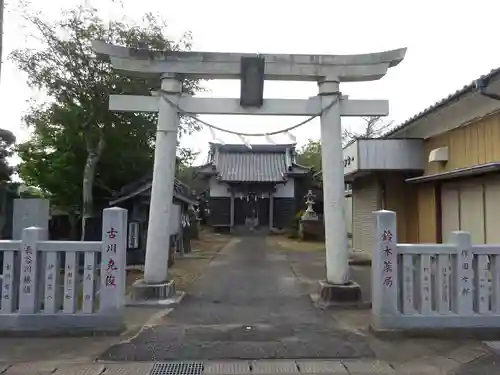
[92,40,406,305]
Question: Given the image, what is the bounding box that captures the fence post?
[451,231,473,314]
[372,210,398,329]
[100,207,128,314]
[19,227,45,314]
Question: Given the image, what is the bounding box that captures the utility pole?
[0,0,4,84]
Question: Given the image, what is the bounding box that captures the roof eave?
[219,180,286,184]
[384,67,500,138]
[406,162,500,183]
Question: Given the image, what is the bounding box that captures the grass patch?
[170,232,232,291]
[266,235,325,252]
[125,231,232,292]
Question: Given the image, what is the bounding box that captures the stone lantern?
[301,190,318,221]
[300,189,322,241]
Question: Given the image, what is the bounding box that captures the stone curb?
[2,352,494,375]
[389,343,491,375]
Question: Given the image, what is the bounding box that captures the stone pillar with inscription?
[18,227,45,314]
[371,210,398,330]
[452,231,474,315]
[12,198,50,310]
[100,207,127,314]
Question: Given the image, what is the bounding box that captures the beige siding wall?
[414,112,500,243]
[424,112,500,175]
[382,173,419,243]
[416,183,437,243]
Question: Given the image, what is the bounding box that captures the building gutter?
[476,78,500,101]
[405,162,500,184]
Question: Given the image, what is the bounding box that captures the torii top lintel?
[92,40,406,83]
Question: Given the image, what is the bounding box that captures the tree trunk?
[81,134,105,241]
[68,210,78,240]
[0,186,6,239]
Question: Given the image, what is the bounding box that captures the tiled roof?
[210,143,296,153]
[195,143,311,182]
[384,67,500,138]
[216,152,287,182]
[109,173,197,205]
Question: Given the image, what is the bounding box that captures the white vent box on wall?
[429,147,448,163]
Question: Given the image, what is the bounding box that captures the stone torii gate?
[92,40,406,305]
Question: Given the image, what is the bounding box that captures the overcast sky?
[1,0,499,165]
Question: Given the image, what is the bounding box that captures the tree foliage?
[11,4,202,237]
[175,148,199,185]
[0,129,16,182]
[295,116,394,172]
[296,139,322,171]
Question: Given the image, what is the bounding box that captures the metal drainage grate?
[150,362,204,375]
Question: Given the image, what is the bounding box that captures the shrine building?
[195,143,311,231]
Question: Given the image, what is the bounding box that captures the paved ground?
[99,236,374,361]
[455,353,500,375]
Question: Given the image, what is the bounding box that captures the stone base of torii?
[92,41,406,307]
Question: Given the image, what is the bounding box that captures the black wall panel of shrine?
[273,198,296,229]
[258,198,270,226]
[234,197,245,225]
[208,197,231,226]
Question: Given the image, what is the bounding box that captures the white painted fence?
[0,207,127,334]
[372,210,500,331]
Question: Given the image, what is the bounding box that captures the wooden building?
[196,143,311,231]
[345,67,500,252]
[109,176,197,264]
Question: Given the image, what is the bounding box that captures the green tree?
[296,139,322,171]
[176,148,199,185]
[11,4,201,238]
[0,128,16,182]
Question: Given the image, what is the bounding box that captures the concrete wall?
[209,177,230,197]
[13,199,50,240]
[275,179,294,198]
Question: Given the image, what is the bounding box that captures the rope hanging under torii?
[158,89,341,148]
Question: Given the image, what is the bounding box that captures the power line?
[0,0,4,84]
